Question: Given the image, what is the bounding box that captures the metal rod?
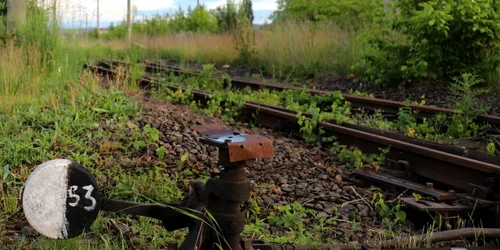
[127,0,132,45]
[96,0,99,39]
[268,228,500,249]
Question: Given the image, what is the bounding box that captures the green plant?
[156,146,168,159]
[266,202,319,244]
[486,140,499,156]
[448,73,491,121]
[212,0,239,32]
[353,109,393,130]
[186,64,229,91]
[271,0,383,28]
[233,15,258,68]
[372,190,407,230]
[128,124,160,150]
[108,167,184,203]
[412,193,422,202]
[185,5,219,33]
[333,145,389,169]
[356,0,500,85]
[176,152,190,168]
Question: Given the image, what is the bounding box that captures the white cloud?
[205,0,226,10]
[252,0,277,11]
[254,18,271,25]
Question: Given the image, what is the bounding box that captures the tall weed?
[259,20,361,79]
[91,20,361,80]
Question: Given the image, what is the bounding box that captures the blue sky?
[62,0,277,28]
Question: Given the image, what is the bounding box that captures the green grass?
[1,2,499,248]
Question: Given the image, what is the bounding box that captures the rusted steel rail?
[133,60,500,128]
[84,63,500,225]
[264,227,500,249]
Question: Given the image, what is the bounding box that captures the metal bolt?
[426,182,433,190]
[230,222,238,229]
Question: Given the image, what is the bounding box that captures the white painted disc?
[22,159,72,239]
[22,159,100,239]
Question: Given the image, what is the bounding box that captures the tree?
[185,5,218,33]
[242,0,253,24]
[0,0,6,16]
[271,0,383,26]
[212,0,238,32]
[169,6,186,31]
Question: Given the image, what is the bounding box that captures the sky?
[60,0,277,28]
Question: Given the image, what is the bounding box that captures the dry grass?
[0,41,43,112]
[83,32,241,66]
[85,20,361,78]
[259,21,358,78]
[0,37,88,114]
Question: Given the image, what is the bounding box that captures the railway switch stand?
[19,124,275,250]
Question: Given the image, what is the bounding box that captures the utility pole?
[96,0,100,39]
[6,0,27,33]
[127,0,132,45]
[52,0,57,32]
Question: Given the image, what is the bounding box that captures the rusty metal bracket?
[194,124,274,165]
[182,124,274,250]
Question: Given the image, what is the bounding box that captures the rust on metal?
[192,124,274,250]
[352,170,456,201]
[399,197,492,212]
[243,102,500,199]
[226,135,274,162]
[193,124,274,162]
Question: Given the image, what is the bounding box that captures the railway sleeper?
[85,61,500,230]
[352,170,500,229]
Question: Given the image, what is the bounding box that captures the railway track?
[103,59,500,129]
[84,62,500,228]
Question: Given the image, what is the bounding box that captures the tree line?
[92,0,255,39]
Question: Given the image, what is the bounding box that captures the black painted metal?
[65,162,101,238]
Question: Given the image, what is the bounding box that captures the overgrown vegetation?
[1,0,500,249]
[270,0,383,28]
[354,0,500,87]
[150,64,497,156]
[87,0,500,90]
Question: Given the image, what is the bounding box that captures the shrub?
[355,0,500,86]
[212,0,239,32]
[271,0,383,28]
[185,5,218,33]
